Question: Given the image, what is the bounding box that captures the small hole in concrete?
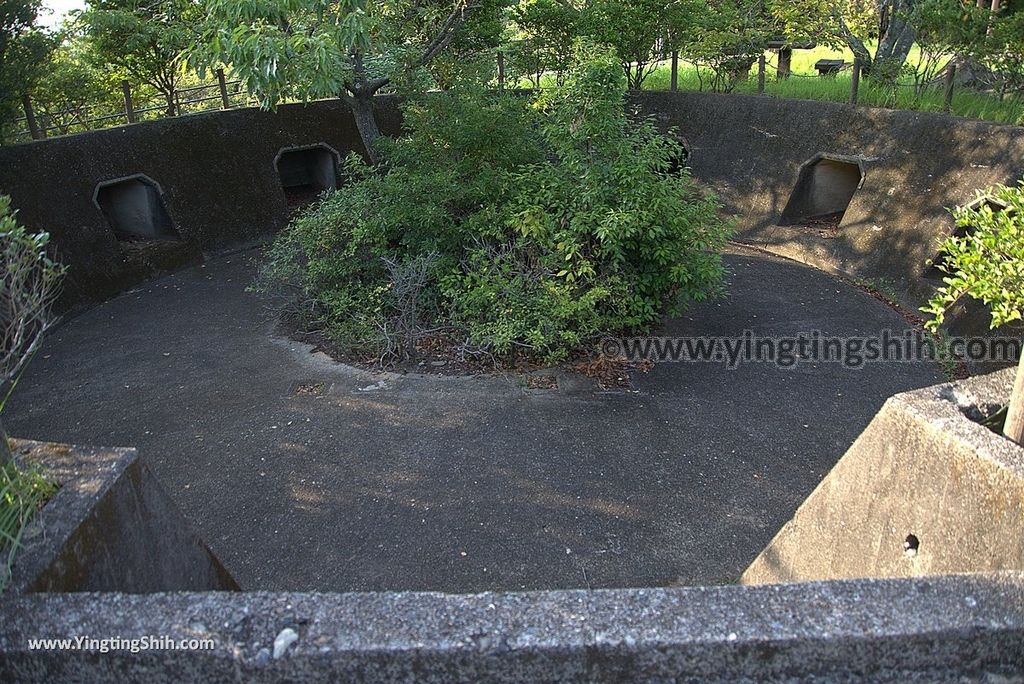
[276,145,339,209]
[95,177,179,242]
[779,156,863,230]
[904,534,920,557]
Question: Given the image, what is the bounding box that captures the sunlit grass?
[639,45,1023,125]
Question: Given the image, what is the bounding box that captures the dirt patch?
[526,375,558,390]
[571,354,654,390]
[793,211,844,238]
[278,313,652,387]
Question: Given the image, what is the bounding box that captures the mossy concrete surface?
[5,439,237,594]
[635,91,1024,313]
[743,367,1024,584]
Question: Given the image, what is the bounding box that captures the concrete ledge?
[742,368,1024,585]
[6,440,238,594]
[1,572,1022,682]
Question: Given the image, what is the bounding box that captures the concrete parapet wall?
[7,440,238,594]
[1,572,1022,682]
[742,368,1024,585]
[1,93,1022,314]
[0,98,402,311]
[633,92,1024,310]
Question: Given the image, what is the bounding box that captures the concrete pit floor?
[6,245,943,592]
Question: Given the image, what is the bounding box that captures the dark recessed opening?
[95,177,179,242]
[904,534,920,557]
[779,156,863,230]
[924,197,1012,279]
[666,145,690,176]
[276,145,339,209]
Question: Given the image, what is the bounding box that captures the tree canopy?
[79,0,201,116]
[195,0,493,160]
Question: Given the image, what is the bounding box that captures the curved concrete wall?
[0,98,401,311]
[634,92,1024,308]
[1,91,1022,312]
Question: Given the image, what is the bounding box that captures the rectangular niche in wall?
[275,144,341,208]
[779,155,864,230]
[94,175,179,242]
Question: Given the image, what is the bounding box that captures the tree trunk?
[874,0,916,81]
[0,415,12,467]
[837,22,873,75]
[349,92,381,165]
[730,58,756,83]
[777,48,792,79]
[1004,352,1024,446]
[165,90,176,118]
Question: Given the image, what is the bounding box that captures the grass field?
[640,43,1024,125]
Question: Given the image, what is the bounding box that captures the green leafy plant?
[195,0,492,163]
[0,194,62,593]
[924,181,1024,444]
[0,195,66,464]
[1,458,56,592]
[80,0,201,118]
[256,47,731,366]
[0,0,54,143]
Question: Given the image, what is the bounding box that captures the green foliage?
[196,0,495,104]
[904,0,985,94]
[507,0,582,86]
[975,10,1024,117]
[257,49,731,364]
[27,34,127,135]
[678,0,773,92]
[80,0,200,115]
[0,195,66,407]
[0,0,54,142]
[1,459,57,592]
[639,49,1023,125]
[581,0,682,89]
[923,181,1024,331]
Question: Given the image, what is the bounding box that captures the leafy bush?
[923,181,1024,331]
[0,195,62,591]
[1,459,57,592]
[1,196,66,408]
[924,180,1024,444]
[257,48,731,365]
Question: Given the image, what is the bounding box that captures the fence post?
[757,54,766,94]
[497,51,505,89]
[670,51,679,91]
[216,68,230,109]
[121,80,137,123]
[777,48,792,80]
[943,62,956,113]
[21,93,44,140]
[849,60,861,106]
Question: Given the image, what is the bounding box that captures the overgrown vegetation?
[1,458,56,591]
[0,194,62,592]
[924,180,1024,443]
[1,195,65,434]
[256,49,730,367]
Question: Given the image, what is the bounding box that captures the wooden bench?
[814,59,846,77]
